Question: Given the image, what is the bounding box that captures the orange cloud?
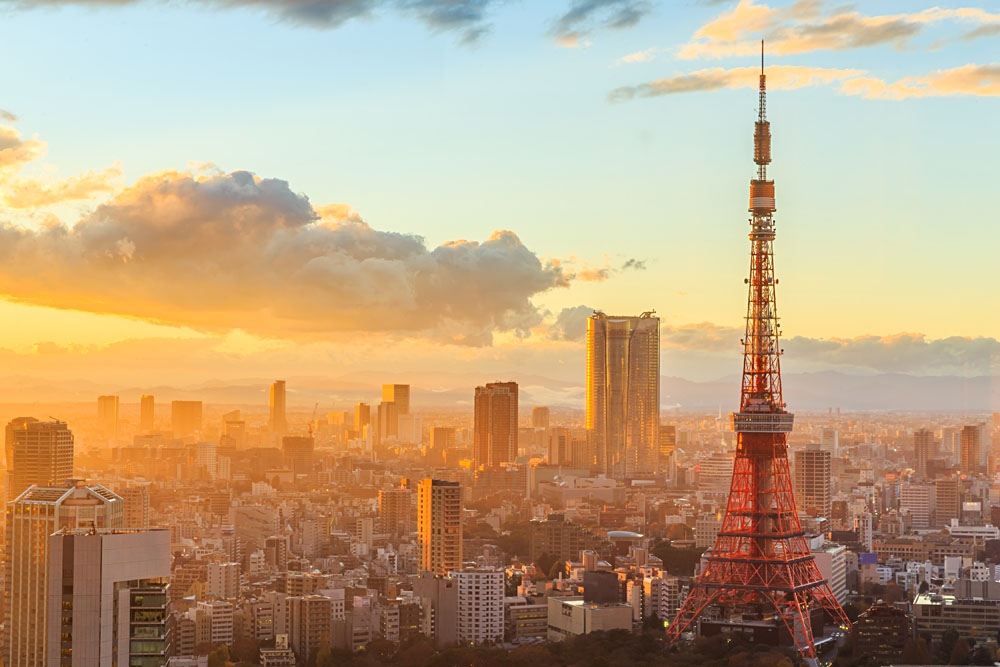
[678,0,1000,60]
[0,169,581,345]
[610,64,864,101]
[841,63,1000,99]
[1,163,124,208]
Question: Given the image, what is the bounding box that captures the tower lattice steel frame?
[664,45,852,663]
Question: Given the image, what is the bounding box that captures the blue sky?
[0,0,997,385]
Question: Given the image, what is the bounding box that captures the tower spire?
[664,47,852,666]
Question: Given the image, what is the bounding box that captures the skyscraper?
[586,311,660,478]
[140,394,155,432]
[270,380,288,434]
[46,528,171,666]
[473,382,518,471]
[282,436,314,480]
[171,400,203,438]
[97,395,119,444]
[7,420,74,503]
[914,428,934,480]
[417,479,462,575]
[6,481,123,666]
[794,445,832,521]
[354,402,371,434]
[659,424,677,473]
[531,406,550,429]
[382,384,410,415]
[960,425,981,474]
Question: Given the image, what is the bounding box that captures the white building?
[45,528,170,667]
[899,483,934,529]
[197,600,235,645]
[451,570,503,645]
[207,561,240,599]
[695,512,723,549]
[810,539,848,604]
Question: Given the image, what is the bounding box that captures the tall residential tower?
[586,311,659,478]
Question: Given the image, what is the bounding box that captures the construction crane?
[308,402,318,436]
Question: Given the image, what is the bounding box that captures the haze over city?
[0,1,998,666]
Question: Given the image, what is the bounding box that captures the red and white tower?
[664,45,852,663]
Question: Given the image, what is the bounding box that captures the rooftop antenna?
[761,39,764,74]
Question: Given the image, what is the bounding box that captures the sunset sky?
[0,0,997,389]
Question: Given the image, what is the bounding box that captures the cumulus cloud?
[0,169,577,345]
[0,0,500,40]
[0,110,17,122]
[548,305,594,341]
[785,333,1000,375]
[609,63,864,101]
[550,0,652,48]
[0,125,46,174]
[678,0,1000,60]
[2,164,124,208]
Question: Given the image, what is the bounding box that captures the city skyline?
[0,0,996,392]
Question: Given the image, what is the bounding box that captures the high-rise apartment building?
[7,420,74,503]
[377,401,399,441]
[914,428,934,480]
[960,425,981,474]
[207,561,241,600]
[97,395,119,444]
[140,394,155,432]
[531,407,550,429]
[270,380,287,434]
[354,403,371,434]
[659,424,677,473]
[122,485,151,529]
[794,445,832,520]
[452,570,503,645]
[418,479,462,574]
[586,311,660,478]
[282,436,314,479]
[899,483,934,529]
[171,401,203,438]
[382,384,410,415]
[379,488,413,536]
[473,382,518,471]
[935,479,961,526]
[46,527,171,666]
[6,481,123,667]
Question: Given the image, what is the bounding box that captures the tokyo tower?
[664,45,852,663]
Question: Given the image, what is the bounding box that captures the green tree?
[548,560,567,580]
[534,552,557,578]
[938,628,960,663]
[949,638,970,665]
[901,637,931,665]
[207,644,232,667]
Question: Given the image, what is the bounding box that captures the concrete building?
[418,479,462,575]
[960,425,982,474]
[854,603,911,665]
[121,485,151,529]
[7,420,74,504]
[810,539,848,604]
[413,572,458,649]
[378,488,413,536]
[207,562,240,600]
[531,406,550,429]
[474,382,518,471]
[171,401,203,438]
[288,595,332,664]
[899,483,934,529]
[695,511,723,549]
[46,528,171,666]
[196,600,234,646]
[452,570,503,645]
[914,428,934,480]
[97,395,120,444]
[586,311,659,478]
[6,481,123,667]
[546,597,633,640]
[935,479,961,526]
[794,445,831,520]
[140,393,155,432]
[913,592,1000,643]
[269,380,288,434]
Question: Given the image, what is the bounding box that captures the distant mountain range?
[0,371,993,412]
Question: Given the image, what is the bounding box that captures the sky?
[0,0,998,392]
